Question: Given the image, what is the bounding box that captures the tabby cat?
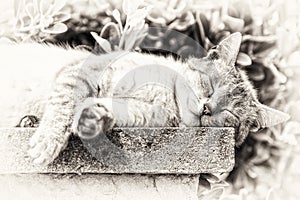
[0,33,289,165]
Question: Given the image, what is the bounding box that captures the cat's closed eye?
[211,45,219,50]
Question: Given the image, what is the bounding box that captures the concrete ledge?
[0,127,235,174]
[0,174,200,200]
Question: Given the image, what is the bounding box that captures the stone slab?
[0,127,235,174]
[0,174,200,200]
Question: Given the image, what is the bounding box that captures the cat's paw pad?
[77,104,114,139]
[28,131,68,165]
[17,115,39,128]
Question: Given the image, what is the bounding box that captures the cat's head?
[188,32,290,146]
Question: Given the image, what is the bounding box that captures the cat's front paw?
[28,130,69,165]
[76,104,115,139]
[17,115,39,128]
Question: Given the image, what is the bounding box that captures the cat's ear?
[251,103,290,131]
[208,32,242,66]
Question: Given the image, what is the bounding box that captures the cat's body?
[0,33,289,165]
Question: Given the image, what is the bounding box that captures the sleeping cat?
[0,33,289,165]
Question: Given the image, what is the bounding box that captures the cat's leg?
[28,52,129,165]
[28,102,74,165]
[201,110,239,127]
[73,98,115,139]
[200,110,244,144]
[73,97,175,139]
[28,62,96,165]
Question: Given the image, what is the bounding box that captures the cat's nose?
[202,104,212,115]
[198,98,210,115]
[199,102,212,117]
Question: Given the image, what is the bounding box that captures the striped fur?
[0,33,289,165]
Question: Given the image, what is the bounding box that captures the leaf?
[54,12,71,23]
[122,0,130,15]
[223,15,245,32]
[42,22,67,34]
[287,51,300,66]
[252,133,273,144]
[21,16,32,28]
[282,121,300,136]
[195,12,208,47]
[14,0,23,17]
[52,0,67,14]
[199,187,224,200]
[133,32,148,48]
[122,0,143,15]
[237,52,252,66]
[253,42,276,56]
[266,187,281,200]
[147,13,168,25]
[251,143,270,165]
[201,173,220,182]
[39,0,52,15]
[16,16,32,31]
[124,29,139,50]
[246,166,258,179]
[198,177,211,189]
[168,11,195,31]
[100,22,121,38]
[25,3,35,19]
[0,37,16,44]
[246,63,265,81]
[127,8,148,27]
[91,32,112,53]
[268,63,287,84]
[170,0,187,13]
[112,9,121,24]
[242,35,277,43]
[112,9,123,31]
[15,18,24,29]
[228,6,240,18]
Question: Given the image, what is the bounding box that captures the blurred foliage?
[0,0,71,42]
[1,0,300,199]
[90,0,150,53]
